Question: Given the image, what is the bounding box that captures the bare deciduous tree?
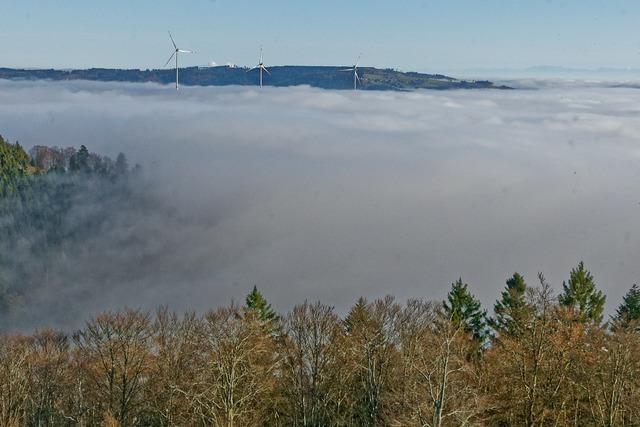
[393,301,482,427]
[73,309,152,426]
[147,307,203,426]
[276,300,346,426]
[179,305,276,427]
[343,296,401,427]
[0,334,30,427]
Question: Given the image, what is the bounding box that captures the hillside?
[0,66,510,91]
[0,139,144,319]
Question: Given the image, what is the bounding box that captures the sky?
[1,79,640,329]
[2,0,640,72]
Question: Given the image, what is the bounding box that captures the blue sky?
[2,0,640,71]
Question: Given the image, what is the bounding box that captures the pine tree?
[443,278,488,342]
[245,286,277,324]
[614,284,640,328]
[0,135,31,196]
[559,261,605,323]
[70,145,90,173]
[344,297,370,333]
[115,153,129,176]
[490,273,532,336]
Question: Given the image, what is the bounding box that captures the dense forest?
[0,271,639,426]
[2,135,640,426]
[0,135,146,321]
[0,66,509,91]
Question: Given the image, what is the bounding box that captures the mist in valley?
[1,79,640,330]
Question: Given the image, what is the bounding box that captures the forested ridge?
[0,66,509,91]
[2,136,640,426]
[0,135,144,318]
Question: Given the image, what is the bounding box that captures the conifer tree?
[115,153,128,176]
[614,284,640,328]
[443,278,488,342]
[559,261,605,323]
[0,135,31,196]
[490,273,531,336]
[344,296,370,333]
[245,286,277,323]
[70,145,90,173]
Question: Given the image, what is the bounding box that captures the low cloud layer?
[1,80,640,330]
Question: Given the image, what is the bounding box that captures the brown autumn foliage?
[72,310,153,425]
[1,290,640,426]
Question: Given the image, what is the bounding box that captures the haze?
[1,80,639,329]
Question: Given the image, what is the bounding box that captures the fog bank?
[1,80,639,329]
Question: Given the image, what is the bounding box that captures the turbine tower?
[164,31,194,91]
[340,55,362,90]
[248,47,270,88]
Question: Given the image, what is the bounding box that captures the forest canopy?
[0,279,639,426]
[2,134,640,426]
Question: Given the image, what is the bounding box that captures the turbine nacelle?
[164,31,194,91]
[247,46,270,88]
[340,54,363,90]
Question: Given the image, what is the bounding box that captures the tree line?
[1,266,640,426]
[3,136,640,425]
[0,67,502,91]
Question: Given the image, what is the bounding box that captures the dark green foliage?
[443,278,488,342]
[614,284,640,328]
[245,285,277,323]
[559,261,606,323]
[69,144,90,173]
[0,135,31,196]
[490,272,532,336]
[0,136,32,311]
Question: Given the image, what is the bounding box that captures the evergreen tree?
[344,296,370,333]
[490,273,532,336]
[614,284,640,328]
[0,135,31,196]
[245,286,277,323]
[443,278,488,342]
[115,153,129,176]
[70,145,90,173]
[559,261,605,323]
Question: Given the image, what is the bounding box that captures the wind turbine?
[164,31,194,91]
[340,54,362,90]
[247,46,270,88]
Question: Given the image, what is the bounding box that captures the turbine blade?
[246,66,258,72]
[168,31,177,50]
[339,68,354,72]
[178,49,194,53]
[164,51,176,67]
[262,66,271,75]
[355,53,362,68]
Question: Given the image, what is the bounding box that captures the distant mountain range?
[0,66,511,91]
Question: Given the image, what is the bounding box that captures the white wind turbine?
[340,54,362,90]
[247,46,270,88]
[164,31,194,91]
